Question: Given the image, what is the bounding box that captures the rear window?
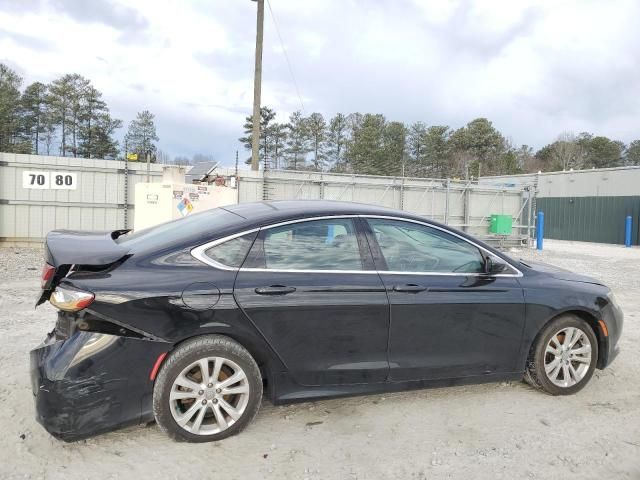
[204,233,257,268]
[115,208,242,251]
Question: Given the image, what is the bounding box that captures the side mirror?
[484,255,508,275]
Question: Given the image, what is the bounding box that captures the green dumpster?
[489,214,512,235]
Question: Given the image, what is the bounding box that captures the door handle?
[254,285,297,295]
[392,283,427,293]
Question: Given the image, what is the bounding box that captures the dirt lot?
[1,240,639,480]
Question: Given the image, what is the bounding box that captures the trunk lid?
[37,230,131,306]
[44,229,130,267]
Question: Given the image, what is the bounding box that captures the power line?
[266,0,305,113]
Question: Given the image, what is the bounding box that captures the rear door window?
[257,218,363,271]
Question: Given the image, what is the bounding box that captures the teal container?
[490,214,512,235]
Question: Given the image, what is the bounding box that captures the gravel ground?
[0,240,639,480]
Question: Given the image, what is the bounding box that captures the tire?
[525,314,598,395]
[153,335,263,442]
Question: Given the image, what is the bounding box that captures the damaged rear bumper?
[30,330,169,442]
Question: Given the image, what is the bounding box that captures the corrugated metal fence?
[0,153,162,245]
[1,154,535,247]
[235,170,535,245]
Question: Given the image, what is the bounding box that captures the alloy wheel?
[169,356,250,435]
[544,326,592,388]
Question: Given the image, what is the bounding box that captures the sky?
[1,0,639,165]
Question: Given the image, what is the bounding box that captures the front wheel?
[525,315,598,395]
[153,335,263,442]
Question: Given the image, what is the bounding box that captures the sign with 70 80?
[22,171,78,190]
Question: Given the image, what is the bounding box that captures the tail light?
[41,263,55,289]
[49,286,95,312]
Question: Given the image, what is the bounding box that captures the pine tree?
[326,113,348,172]
[238,106,276,168]
[382,121,407,176]
[67,74,91,156]
[284,111,310,170]
[47,75,75,156]
[20,82,47,154]
[267,122,288,170]
[450,118,506,177]
[0,63,24,152]
[407,122,427,176]
[77,85,108,158]
[423,126,452,178]
[306,112,327,171]
[583,136,622,168]
[126,110,159,160]
[347,114,386,175]
[626,140,640,165]
[92,112,122,159]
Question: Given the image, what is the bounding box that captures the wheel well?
[528,310,603,371]
[525,309,606,372]
[166,333,272,390]
[566,310,606,369]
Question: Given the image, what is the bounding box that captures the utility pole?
[124,137,129,229]
[251,0,265,171]
[146,151,150,182]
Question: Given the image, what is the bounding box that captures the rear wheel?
[153,335,262,442]
[525,315,598,395]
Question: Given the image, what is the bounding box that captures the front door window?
[367,218,484,273]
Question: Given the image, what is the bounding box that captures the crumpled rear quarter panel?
[30,331,169,441]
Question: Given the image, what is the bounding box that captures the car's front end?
[518,259,624,370]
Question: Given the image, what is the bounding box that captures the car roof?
[125,200,514,267]
[222,200,417,225]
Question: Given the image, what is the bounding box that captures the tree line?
[0,63,158,161]
[241,107,640,178]
[3,61,639,176]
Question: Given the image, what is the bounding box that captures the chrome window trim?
[191,228,260,270]
[234,268,515,277]
[190,213,523,278]
[361,215,523,278]
[240,268,376,274]
[257,214,361,230]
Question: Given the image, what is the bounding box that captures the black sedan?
[30,200,623,442]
